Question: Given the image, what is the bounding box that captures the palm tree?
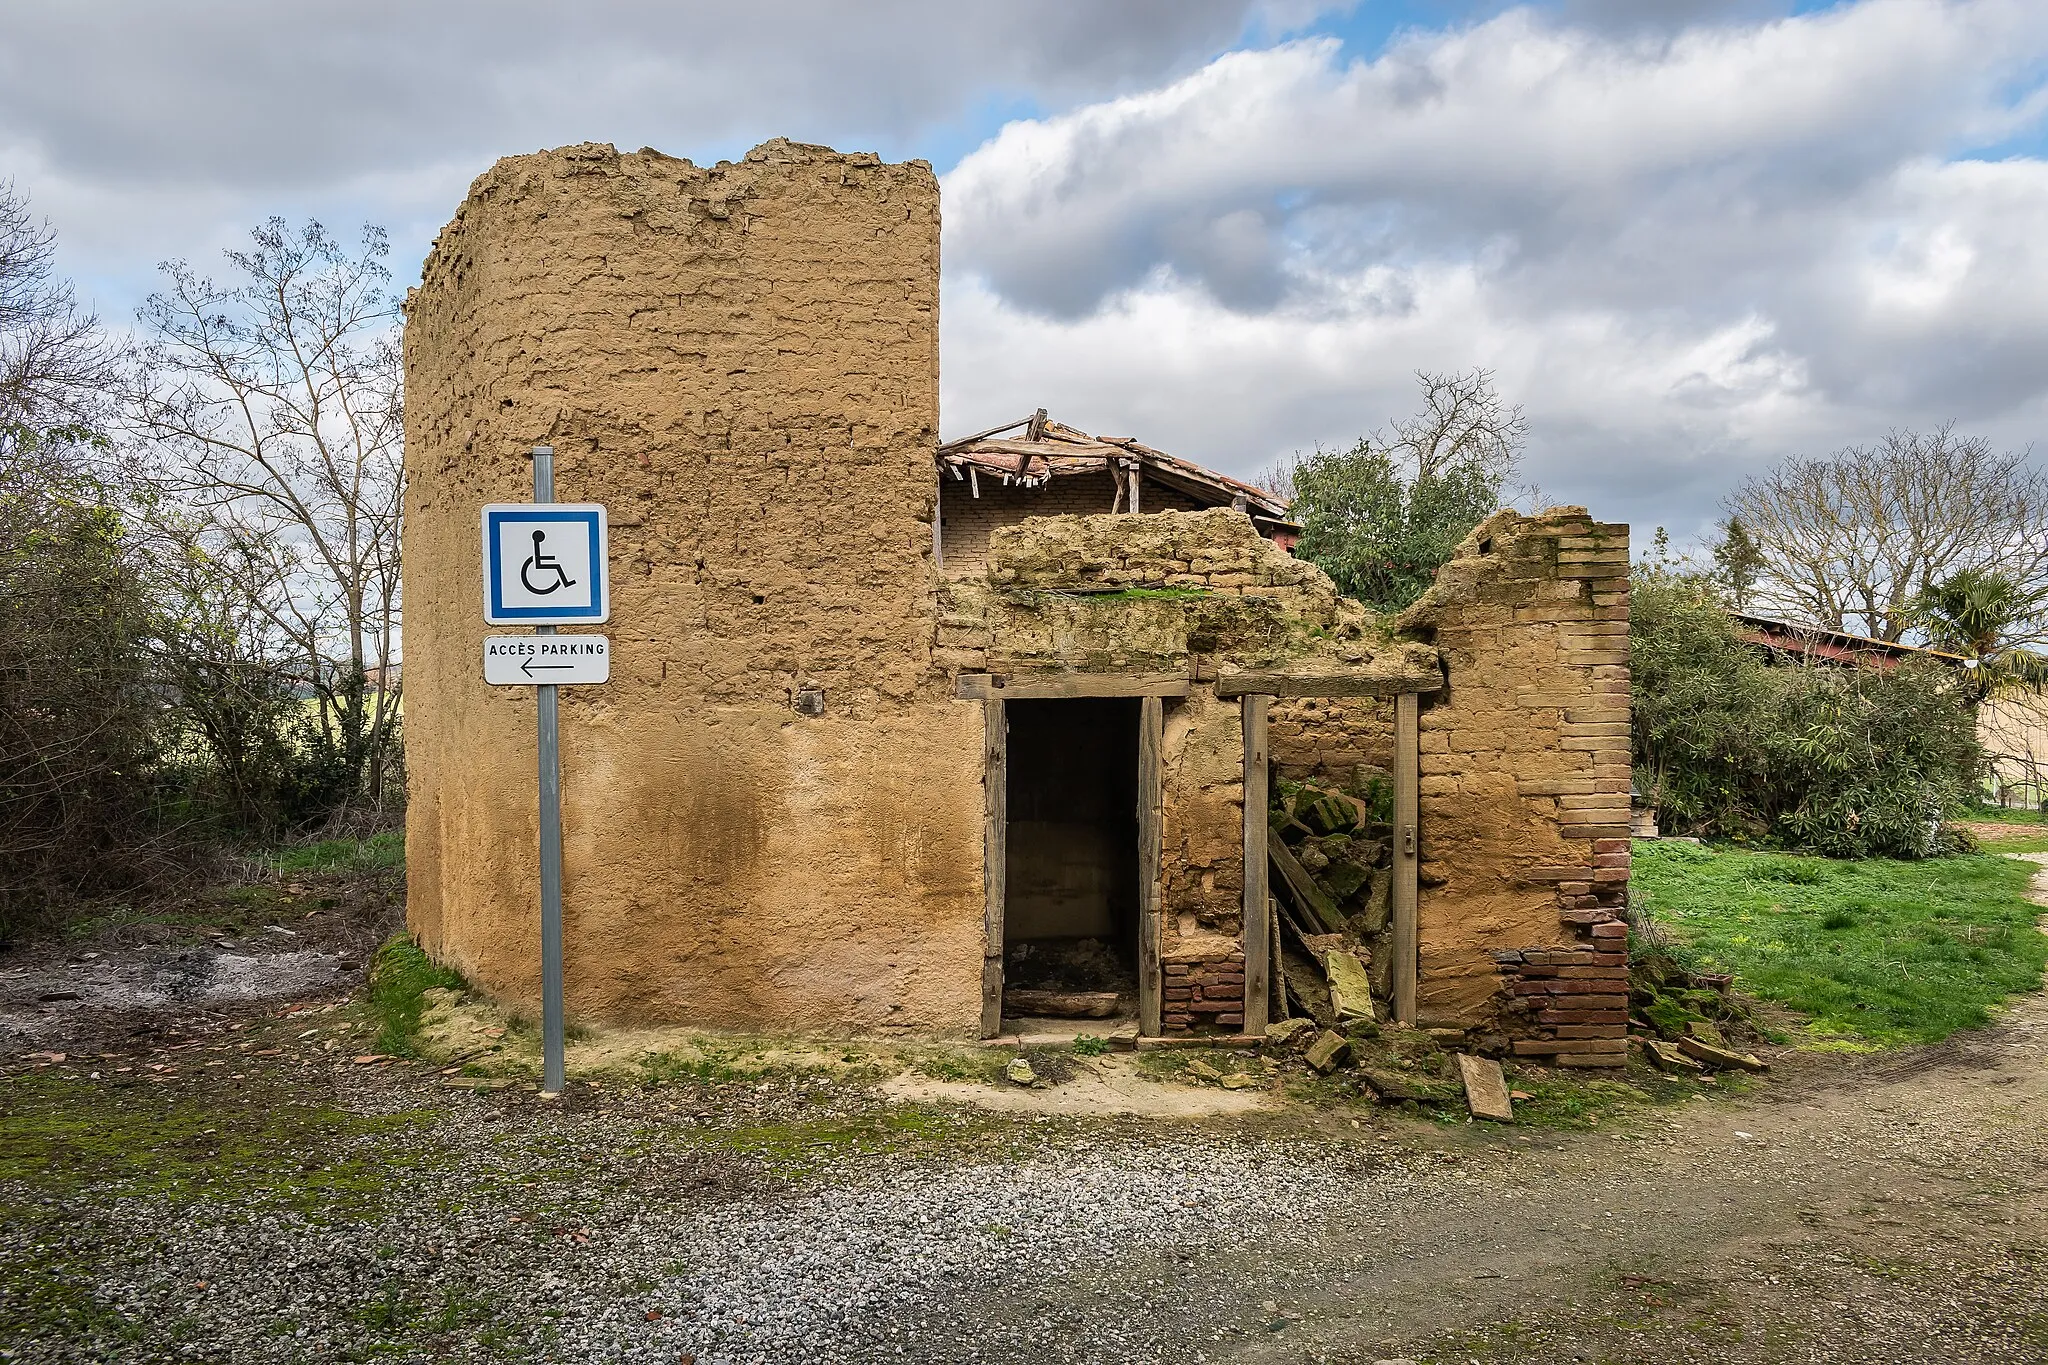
[1911,568,2048,704]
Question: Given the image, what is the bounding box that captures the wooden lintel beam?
[1214,673,1441,699]
[954,672,1190,700]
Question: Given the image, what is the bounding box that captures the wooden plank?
[1216,671,1442,699]
[1137,695,1164,1038]
[1392,691,1420,1025]
[981,698,1006,1039]
[1268,895,1286,1022]
[1240,693,1271,1038]
[1269,837,1345,934]
[955,671,1190,700]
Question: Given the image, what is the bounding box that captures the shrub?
[1632,571,1981,857]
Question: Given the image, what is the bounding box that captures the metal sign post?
[530,445,566,1097]
[480,453,610,1099]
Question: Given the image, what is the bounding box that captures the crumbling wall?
[1393,509,1631,1064]
[938,509,1436,1031]
[403,140,984,1034]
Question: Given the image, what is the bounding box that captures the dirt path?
[5,866,2046,1363]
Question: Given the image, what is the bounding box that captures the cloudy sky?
[5,0,2046,540]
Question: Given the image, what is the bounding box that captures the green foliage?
[366,936,467,1058]
[1633,841,2047,1044]
[1632,570,1983,857]
[1711,516,1765,609]
[0,425,162,927]
[1286,368,1525,612]
[1910,567,2048,702]
[1292,436,1505,610]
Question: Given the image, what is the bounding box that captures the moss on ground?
[0,1070,434,1208]
[367,935,469,1057]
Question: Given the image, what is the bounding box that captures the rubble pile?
[1266,775,1395,1025]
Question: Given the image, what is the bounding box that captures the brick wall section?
[939,472,1205,576]
[1392,508,1631,1065]
[1163,946,1247,1032]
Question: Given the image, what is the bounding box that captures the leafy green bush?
[1632,571,1982,857]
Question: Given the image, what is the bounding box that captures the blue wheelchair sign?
[482,504,609,625]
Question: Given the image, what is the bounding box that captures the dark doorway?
[1002,697,1140,1021]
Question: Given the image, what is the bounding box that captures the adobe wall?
[1394,509,1631,1064]
[402,140,985,1035]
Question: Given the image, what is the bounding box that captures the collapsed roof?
[938,409,1301,536]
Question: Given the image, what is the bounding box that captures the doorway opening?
[1001,697,1140,1028]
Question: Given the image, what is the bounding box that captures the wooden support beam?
[981,698,1007,1039]
[1216,672,1442,699]
[1240,693,1271,1038]
[955,671,1189,700]
[1392,691,1420,1025]
[1137,695,1164,1038]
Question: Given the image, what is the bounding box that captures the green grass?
[366,935,467,1057]
[1634,841,2048,1045]
[270,830,405,874]
[1960,805,2048,826]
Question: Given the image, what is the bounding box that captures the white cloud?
[0,0,1262,302]
[940,0,2048,539]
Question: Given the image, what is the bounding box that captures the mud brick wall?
[1163,945,1247,1033]
[939,472,1206,576]
[403,140,986,1035]
[1269,696,1395,786]
[1392,508,1630,1064]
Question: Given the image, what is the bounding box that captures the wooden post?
[1137,695,1164,1037]
[981,698,1006,1038]
[1392,691,1420,1024]
[1240,693,1271,1037]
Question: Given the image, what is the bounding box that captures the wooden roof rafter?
[937,410,1299,526]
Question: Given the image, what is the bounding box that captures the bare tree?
[126,219,403,809]
[1256,367,1536,508]
[0,181,117,428]
[1383,367,1530,490]
[1725,426,2048,642]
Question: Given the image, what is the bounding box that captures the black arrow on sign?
[520,657,577,677]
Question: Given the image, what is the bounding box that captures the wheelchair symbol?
[520,529,577,596]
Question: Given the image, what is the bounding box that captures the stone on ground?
[1005,1057,1036,1087]
[1455,1053,1514,1122]
[1677,1036,1768,1072]
[1322,949,1376,1022]
[1305,1030,1353,1073]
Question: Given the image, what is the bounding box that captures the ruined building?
[402,140,1632,1066]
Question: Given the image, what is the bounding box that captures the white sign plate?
[484,635,611,686]
[482,504,609,626]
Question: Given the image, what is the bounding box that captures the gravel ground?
[4,859,2045,1364]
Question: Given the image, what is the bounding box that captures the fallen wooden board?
[1270,839,1346,934]
[1455,1053,1514,1122]
[1002,989,1121,1019]
[1132,1034,1267,1051]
